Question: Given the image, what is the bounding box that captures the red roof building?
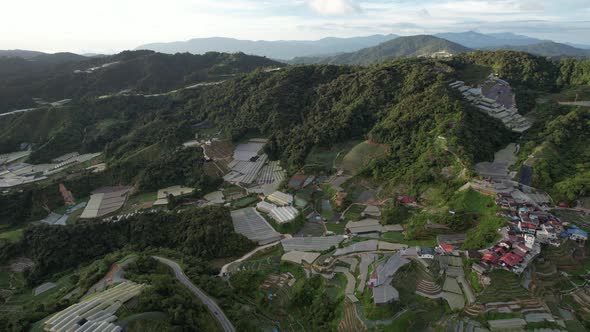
[499,252,523,268]
[398,196,417,204]
[438,243,454,253]
[482,252,499,264]
[494,246,507,255]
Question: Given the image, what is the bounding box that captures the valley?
[0,38,589,332]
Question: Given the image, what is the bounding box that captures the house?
[438,243,455,254]
[535,224,558,243]
[499,252,523,269]
[512,242,529,257]
[567,227,588,241]
[518,221,537,235]
[368,275,378,288]
[482,252,499,264]
[398,196,417,206]
[417,246,435,259]
[267,191,293,206]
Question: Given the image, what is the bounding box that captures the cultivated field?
[339,141,388,175]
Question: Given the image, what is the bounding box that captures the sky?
[1,0,589,53]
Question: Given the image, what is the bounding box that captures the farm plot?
[305,140,360,170]
[339,141,388,175]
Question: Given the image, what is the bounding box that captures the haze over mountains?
[291,35,470,65]
[134,31,590,60]
[2,31,589,66]
[136,34,399,60]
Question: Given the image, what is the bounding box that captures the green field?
[339,141,388,174]
[381,232,404,243]
[231,195,259,208]
[0,225,25,242]
[304,140,360,170]
[477,270,529,303]
[454,63,491,86]
[449,189,497,214]
[326,222,346,235]
[343,204,365,221]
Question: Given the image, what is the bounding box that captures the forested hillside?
[1,206,254,284]
[0,50,283,112]
[292,35,471,65]
[1,51,589,199]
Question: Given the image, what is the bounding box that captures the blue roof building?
[567,227,588,241]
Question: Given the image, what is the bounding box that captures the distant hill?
[136,34,399,60]
[0,50,283,112]
[485,41,590,58]
[291,35,471,65]
[434,31,543,48]
[0,50,88,64]
[0,49,46,59]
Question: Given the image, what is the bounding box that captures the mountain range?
[2,31,589,65]
[136,34,399,60]
[0,50,282,112]
[134,31,590,60]
[291,35,470,65]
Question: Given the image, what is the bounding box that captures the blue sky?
[1,0,589,53]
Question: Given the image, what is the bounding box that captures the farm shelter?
[231,207,281,245]
[80,186,131,219]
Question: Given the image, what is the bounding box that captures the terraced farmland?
[477,270,529,303]
[338,299,366,332]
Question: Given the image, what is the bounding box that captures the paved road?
[218,240,281,277]
[153,256,236,332]
[559,101,590,107]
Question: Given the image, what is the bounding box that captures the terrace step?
[464,304,485,317]
[416,279,442,295]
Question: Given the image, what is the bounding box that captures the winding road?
[153,256,236,332]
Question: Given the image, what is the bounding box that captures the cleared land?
[339,141,388,175]
[304,140,360,170]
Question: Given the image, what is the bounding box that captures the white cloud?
[308,0,362,15]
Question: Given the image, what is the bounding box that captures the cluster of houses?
[496,192,588,245]
[470,192,588,275]
[449,75,531,133]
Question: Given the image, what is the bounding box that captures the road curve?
[218,240,281,277]
[153,256,236,332]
